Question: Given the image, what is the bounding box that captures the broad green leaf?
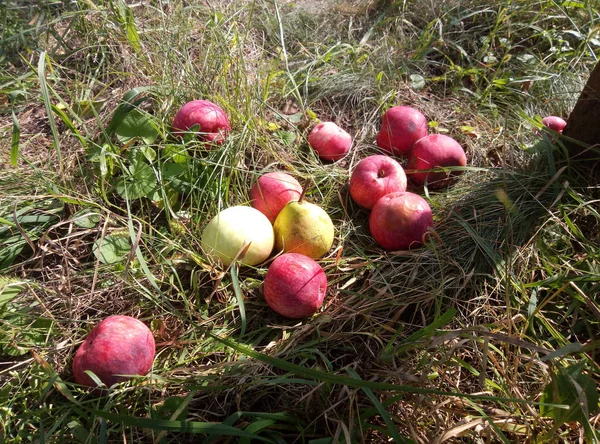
[93,235,130,264]
[0,277,25,305]
[540,363,598,426]
[116,157,157,199]
[115,109,158,144]
[106,87,158,137]
[72,210,101,229]
[409,73,425,91]
[275,130,296,146]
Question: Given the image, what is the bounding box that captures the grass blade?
[10,109,20,166]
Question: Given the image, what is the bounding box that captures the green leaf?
[72,210,101,229]
[347,368,412,443]
[72,100,106,119]
[10,109,20,166]
[231,263,247,337]
[93,235,130,264]
[540,363,598,426]
[275,130,296,146]
[0,277,25,305]
[115,157,157,199]
[409,73,425,91]
[106,87,158,137]
[90,409,271,441]
[115,109,158,144]
[210,332,567,407]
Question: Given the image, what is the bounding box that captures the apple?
[308,122,352,161]
[407,134,467,188]
[172,100,230,144]
[201,206,274,267]
[73,315,155,388]
[369,191,433,250]
[263,253,327,318]
[250,172,303,223]
[541,116,567,134]
[376,106,428,156]
[349,155,407,209]
[273,200,334,259]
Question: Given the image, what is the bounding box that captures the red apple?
[172,100,230,144]
[73,315,155,388]
[263,253,327,318]
[250,172,303,223]
[542,116,567,134]
[376,106,428,156]
[349,155,407,210]
[407,134,467,188]
[308,122,352,161]
[369,191,433,250]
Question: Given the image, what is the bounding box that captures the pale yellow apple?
[201,206,274,266]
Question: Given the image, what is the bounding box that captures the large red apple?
[172,99,230,144]
[308,122,352,161]
[349,155,407,210]
[73,315,155,388]
[250,172,303,223]
[376,106,428,156]
[369,191,433,250]
[407,134,467,188]
[542,116,567,134]
[263,253,327,318]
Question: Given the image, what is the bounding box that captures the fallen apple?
[308,122,352,161]
[407,134,467,188]
[376,106,428,156]
[172,99,230,144]
[263,253,327,318]
[250,172,303,223]
[73,315,155,388]
[349,154,407,210]
[369,191,433,250]
[201,206,274,267]
[542,116,567,134]
[273,199,334,259]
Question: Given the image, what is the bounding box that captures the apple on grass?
[263,253,327,318]
[73,315,155,388]
[407,134,467,188]
[349,155,407,210]
[172,99,230,144]
[376,106,428,157]
[541,116,567,134]
[369,191,433,251]
[250,172,303,223]
[273,198,334,260]
[308,122,352,162]
[201,206,274,267]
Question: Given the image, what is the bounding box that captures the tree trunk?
[562,60,600,163]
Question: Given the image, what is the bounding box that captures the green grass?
[1,0,599,442]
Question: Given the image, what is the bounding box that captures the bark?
[562,60,600,161]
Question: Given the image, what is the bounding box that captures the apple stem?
[299,178,311,203]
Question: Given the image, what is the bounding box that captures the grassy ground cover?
[1,0,599,442]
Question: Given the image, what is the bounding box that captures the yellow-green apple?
[172,100,230,144]
[376,106,428,156]
[369,191,433,250]
[349,154,407,209]
[73,315,155,388]
[308,122,352,161]
[201,206,274,266]
[250,172,303,223]
[263,253,327,318]
[273,200,334,259]
[407,134,467,188]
